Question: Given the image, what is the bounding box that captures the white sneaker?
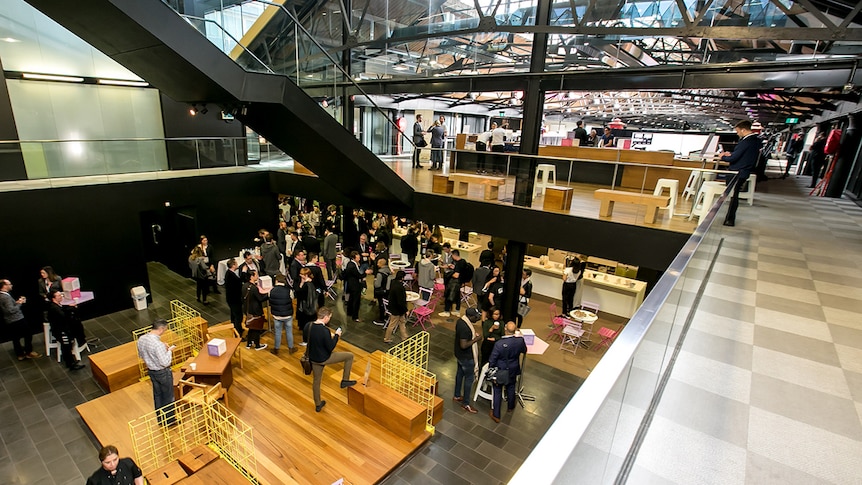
[255,344,268,351]
[438,311,451,317]
[452,310,461,317]
[300,342,308,347]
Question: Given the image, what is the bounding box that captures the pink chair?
[593,327,618,352]
[410,294,439,331]
[547,302,567,341]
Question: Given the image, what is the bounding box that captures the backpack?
[298,282,317,315]
[461,261,474,282]
[374,271,390,297]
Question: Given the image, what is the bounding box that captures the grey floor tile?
[656,379,750,448]
[818,293,862,314]
[744,451,828,485]
[750,373,862,441]
[755,293,825,322]
[753,326,840,367]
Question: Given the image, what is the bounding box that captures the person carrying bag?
[242,271,268,351]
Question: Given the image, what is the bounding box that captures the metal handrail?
[179,15,274,74]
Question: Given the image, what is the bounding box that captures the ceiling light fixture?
[97,79,149,87]
[22,73,84,83]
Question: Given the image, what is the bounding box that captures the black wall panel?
[0,172,275,324]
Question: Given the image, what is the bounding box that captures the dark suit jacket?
[224,269,243,305]
[342,260,364,293]
[489,336,527,378]
[721,134,762,178]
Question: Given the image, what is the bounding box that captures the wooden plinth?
[543,186,574,211]
[89,341,140,392]
[432,174,454,194]
[593,189,669,224]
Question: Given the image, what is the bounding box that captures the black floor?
[0,262,583,484]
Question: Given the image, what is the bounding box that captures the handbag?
[300,351,313,375]
[517,302,531,317]
[486,366,510,386]
[245,315,266,330]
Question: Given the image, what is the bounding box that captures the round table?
[406,291,420,302]
[390,260,410,272]
[569,310,598,324]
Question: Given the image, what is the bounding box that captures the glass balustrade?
[510,178,733,484]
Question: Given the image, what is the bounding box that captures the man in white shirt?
[136,319,175,425]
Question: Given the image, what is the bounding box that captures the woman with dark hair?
[480,266,503,314]
[242,272,268,351]
[295,267,319,345]
[480,307,503,366]
[38,265,62,308]
[561,257,581,315]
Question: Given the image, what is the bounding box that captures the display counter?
[523,256,646,318]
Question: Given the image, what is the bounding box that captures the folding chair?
[413,287,433,308]
[546,303,567,341]
[402,267,416,291]
[324,278,338,301]
[580,301,600,315]
[460,284,477,308]
[559,321,584,355]
[593,327,618,352]
[410,294,439,331]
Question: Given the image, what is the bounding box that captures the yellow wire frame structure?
[128,397,258,483]
[133,300,205,380]
[381,331,437,434]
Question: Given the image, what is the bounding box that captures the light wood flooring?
[77,337,429,485]
[385,157,701,234]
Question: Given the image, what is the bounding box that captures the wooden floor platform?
[77,335,430,485]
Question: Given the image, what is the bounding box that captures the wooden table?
[184,338,241,390]
[176,458,249,484]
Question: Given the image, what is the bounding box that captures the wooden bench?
[449,173,506,200]
[593,189,670,224]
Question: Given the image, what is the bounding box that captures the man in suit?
[412,114,425,168]
[0,279,40,361]
[276,220,289,256]
[720,120,762,227]
[322,226,339,281]
[47,290,85,370]
[488,322,527,422]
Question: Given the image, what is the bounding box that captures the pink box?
[520,329,536,346]
[61,277,80,292]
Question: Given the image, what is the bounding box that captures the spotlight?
[188,104,209,116]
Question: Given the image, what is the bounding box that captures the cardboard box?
[521,329,536,346]
[207,338,227,357]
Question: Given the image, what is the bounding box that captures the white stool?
[702,171,717,182]
[689,181,726,221]
[653,178,679,214]
[43,322,61,360]
[533,163,557,198]
[738,174,756,206]
[473,362,494,405]
[682,170,701,200]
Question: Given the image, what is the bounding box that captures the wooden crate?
[543,186,574,211]
[432,174,454,194]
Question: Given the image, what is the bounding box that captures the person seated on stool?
[47,290,85,370]
[488,322,527,423]
[86,444,143,485]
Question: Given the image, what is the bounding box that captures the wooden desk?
[184,338,241,390]
[176,458,250,485]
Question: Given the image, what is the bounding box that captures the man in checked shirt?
[136,319,176,425]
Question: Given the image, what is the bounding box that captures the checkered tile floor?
[630,174,862,484]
